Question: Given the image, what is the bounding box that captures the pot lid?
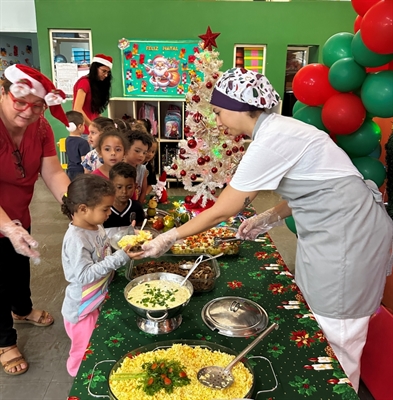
[201,296,268,337]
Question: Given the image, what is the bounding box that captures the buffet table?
[67,202,359,400]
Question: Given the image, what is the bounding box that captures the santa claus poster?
[119,39,202,97]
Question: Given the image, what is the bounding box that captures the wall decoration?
[120,39,202,98]
[0,35,34,78]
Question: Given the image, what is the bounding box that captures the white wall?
[0,0,37,32]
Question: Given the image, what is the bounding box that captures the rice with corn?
[109,344,253,400]
[117,231,153,249]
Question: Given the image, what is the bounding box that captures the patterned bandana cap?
[211,68,281,111]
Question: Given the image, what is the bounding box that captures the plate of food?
[110,227,159,251]
[170,227,241,256]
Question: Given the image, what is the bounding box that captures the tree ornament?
[193,112,203,122]
[180,170,187,176]
[184,195,193,204]
[190,174,197,181]
[211,167,218,173]
[239,146,245,152]
[211,190,216,195]
[188,139,197,149]
[198,26,221,51]
[222,143,228,149]
[197,157,205,165]
[206,81,213,89]
[226,150,232,156]
[184,125,190,134]
[232,146,239,153]
[192,95,200,103]
[212,73,219,79]
[204,155,211,162]
[171,164,178,170]
[224,129,229,135]
[180,148,186,154]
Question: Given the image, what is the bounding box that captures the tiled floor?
[0,178,373,399]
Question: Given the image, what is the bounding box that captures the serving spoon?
[179,252,224,270]
[197,322,278,389]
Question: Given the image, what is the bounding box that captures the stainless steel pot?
[124,272,194,334]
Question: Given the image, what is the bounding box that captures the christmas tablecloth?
[67,201,359,400]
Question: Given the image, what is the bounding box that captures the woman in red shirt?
[0,65,70,376]
[72,54,113,135]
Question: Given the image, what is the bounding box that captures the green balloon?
[292,100,307,115]
[329,58,366,92]
[285,216,297,235]
[368,143,382,159]
[322,32,354,68]
[293,106,328,132]
[361,71,393,118]
[336,119,381,157]
[351,156,386,187]
[352,31,393,68]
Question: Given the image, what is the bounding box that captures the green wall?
[35,0,356,143]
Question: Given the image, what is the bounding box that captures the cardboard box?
[360,305,393,400]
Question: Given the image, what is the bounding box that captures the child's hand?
[123,244,144,259]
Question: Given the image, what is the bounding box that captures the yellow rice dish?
[109,344,253,400]
[117,231,153,249]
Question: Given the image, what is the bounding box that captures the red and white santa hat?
[4,64,69,127]
[92,54,113,69]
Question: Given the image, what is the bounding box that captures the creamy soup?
[127,280,191,310]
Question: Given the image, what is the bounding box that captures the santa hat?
[92,54,113,69]
[150,55,166,65]
[4,64,69,127]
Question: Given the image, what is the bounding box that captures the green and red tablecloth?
[68,199,359,400]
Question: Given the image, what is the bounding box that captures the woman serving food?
[139,67,393,393]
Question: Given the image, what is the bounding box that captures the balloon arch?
[288,0,393,234]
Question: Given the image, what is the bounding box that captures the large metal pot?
[124,272,194,334]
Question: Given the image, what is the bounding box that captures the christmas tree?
[165,28,246,208]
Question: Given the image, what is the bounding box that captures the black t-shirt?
[65,136,90,171]
[146,162,157,186]
[103,199,145,228]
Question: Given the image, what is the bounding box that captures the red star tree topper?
[198,26,221,51]
[165,33,246,208]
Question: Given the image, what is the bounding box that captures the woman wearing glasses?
[0,64,70,375]
[72,54,113,136]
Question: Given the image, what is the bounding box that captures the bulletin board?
[119,39,203,98]
[0,35,34,78]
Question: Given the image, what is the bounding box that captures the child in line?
[124,130,153,204]
[103,162,145,229]
[113,118,129,133]
[65,111,90,181]
[144,136,158,198]
[92,129,129,179]
[82,117,115,173]
[61,174,142,377]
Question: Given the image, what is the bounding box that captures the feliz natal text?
[145,46,179,51]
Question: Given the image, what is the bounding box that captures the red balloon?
[366,60,393,73]
[322,93,366,135]
[351,0,380,16]
[292,63,339,106]
[354,15,363,33]
[361,0,393,54]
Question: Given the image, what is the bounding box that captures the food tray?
[170,226,240,256]
[125,253,220,292]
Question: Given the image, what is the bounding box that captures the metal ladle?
[197,322,278,389]
[179,255,204,287]
[179,252,224,270]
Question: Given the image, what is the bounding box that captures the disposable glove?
[237,208,284,240]
[0,220,41,263]
[141,227,179,258]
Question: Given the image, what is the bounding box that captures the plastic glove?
[236,208,284,240]
[141,228,179,258]
[0,220,41,262]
